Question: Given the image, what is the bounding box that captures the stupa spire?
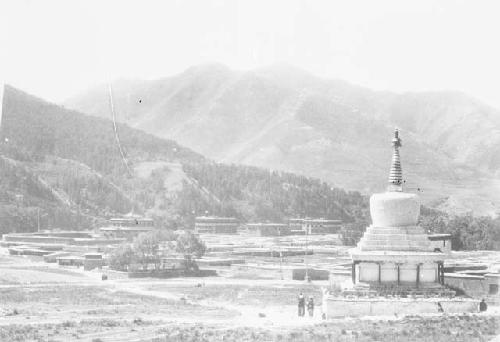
[388,128,403,192]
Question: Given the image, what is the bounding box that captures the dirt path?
[101,275,326,328]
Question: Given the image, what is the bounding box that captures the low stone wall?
[196,258,245,266]
[128,269,217,278]
[231,264,294,280]
[444,274,488,298]
[4,235,74,244]
[324,296,478,318]
[293,268,329,281]
[84,259,103,271]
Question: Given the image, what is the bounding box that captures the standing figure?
[437,302,444,313]
[480,299,488,312]
[297,292,305,317]
[307,296,314,317]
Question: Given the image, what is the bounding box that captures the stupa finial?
[388,128,403,192]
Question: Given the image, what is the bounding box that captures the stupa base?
[350,250,446,287]
[345,281,455,297]
[323,294,479,318]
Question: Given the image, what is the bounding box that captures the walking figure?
[307,296,314,317]
[297,292,305,317]
[437,302,444,313]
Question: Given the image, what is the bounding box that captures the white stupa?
[323,129,479,317]
[349,129,446,291]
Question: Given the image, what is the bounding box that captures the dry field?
[148,314,500,342]
[147,281,323,306]
[0,253,499,341]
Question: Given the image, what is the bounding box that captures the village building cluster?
[0,130,498,316]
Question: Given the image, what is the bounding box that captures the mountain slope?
[65,64,500,216]
[0,85,368,232]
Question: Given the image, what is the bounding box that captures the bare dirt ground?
[0,251,499,341]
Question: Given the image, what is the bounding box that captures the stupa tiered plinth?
[323,129,478,317]
[349,190,447,294]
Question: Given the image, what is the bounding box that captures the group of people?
[297,292,315,317]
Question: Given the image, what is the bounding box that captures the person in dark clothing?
[307,296,314,317]
[480,299,488,312]
[298,292,305,317]
[437,302,444,313]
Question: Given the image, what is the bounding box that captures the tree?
[109,244,135,271]
[108,230,205,272]
[132,231,162,270]
[341,220,368,246]
[176,231,206,271]
[176,231,206,258]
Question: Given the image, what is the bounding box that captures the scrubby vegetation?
[150,314,499,342]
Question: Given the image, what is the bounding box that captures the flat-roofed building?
[101,216,155,240]
[100,226,155,241]
[428,234,452,253]
[57,255,85,267]
[288,218,304,232]
[245,223,290,236]
[84,253,104,271]
[302,219,342,234]
[109,217,154,228]
[194,216,239,234]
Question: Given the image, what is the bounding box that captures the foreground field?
[0,253,499,341]
[150,315,500,342]
[1,312,498,342]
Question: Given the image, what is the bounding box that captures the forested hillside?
[182,163,366,222]
[0,85,369,231]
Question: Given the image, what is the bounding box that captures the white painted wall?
[325,298,478,318]
[381,263,398,282]
[420,263,437,283]
[400,264,417,283]
[359,262,379,282]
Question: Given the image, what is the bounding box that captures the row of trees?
[109,230,206,272]
[340,206,500,251]
[419,210,500,251]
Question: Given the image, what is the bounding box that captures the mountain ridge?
[0,84,369,232]
[65,64,500,216]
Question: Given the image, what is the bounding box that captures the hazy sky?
[1,0,500,108]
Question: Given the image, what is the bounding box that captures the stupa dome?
[370,191,420,227]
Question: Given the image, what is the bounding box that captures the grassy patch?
[0,286,185,306]
[150,314,500,342]
[0,318,154,341]
[0,285,237,320]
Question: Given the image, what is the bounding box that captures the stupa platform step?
[361,233,430,241]
[343,282,456,298]
[366,226,426,235]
